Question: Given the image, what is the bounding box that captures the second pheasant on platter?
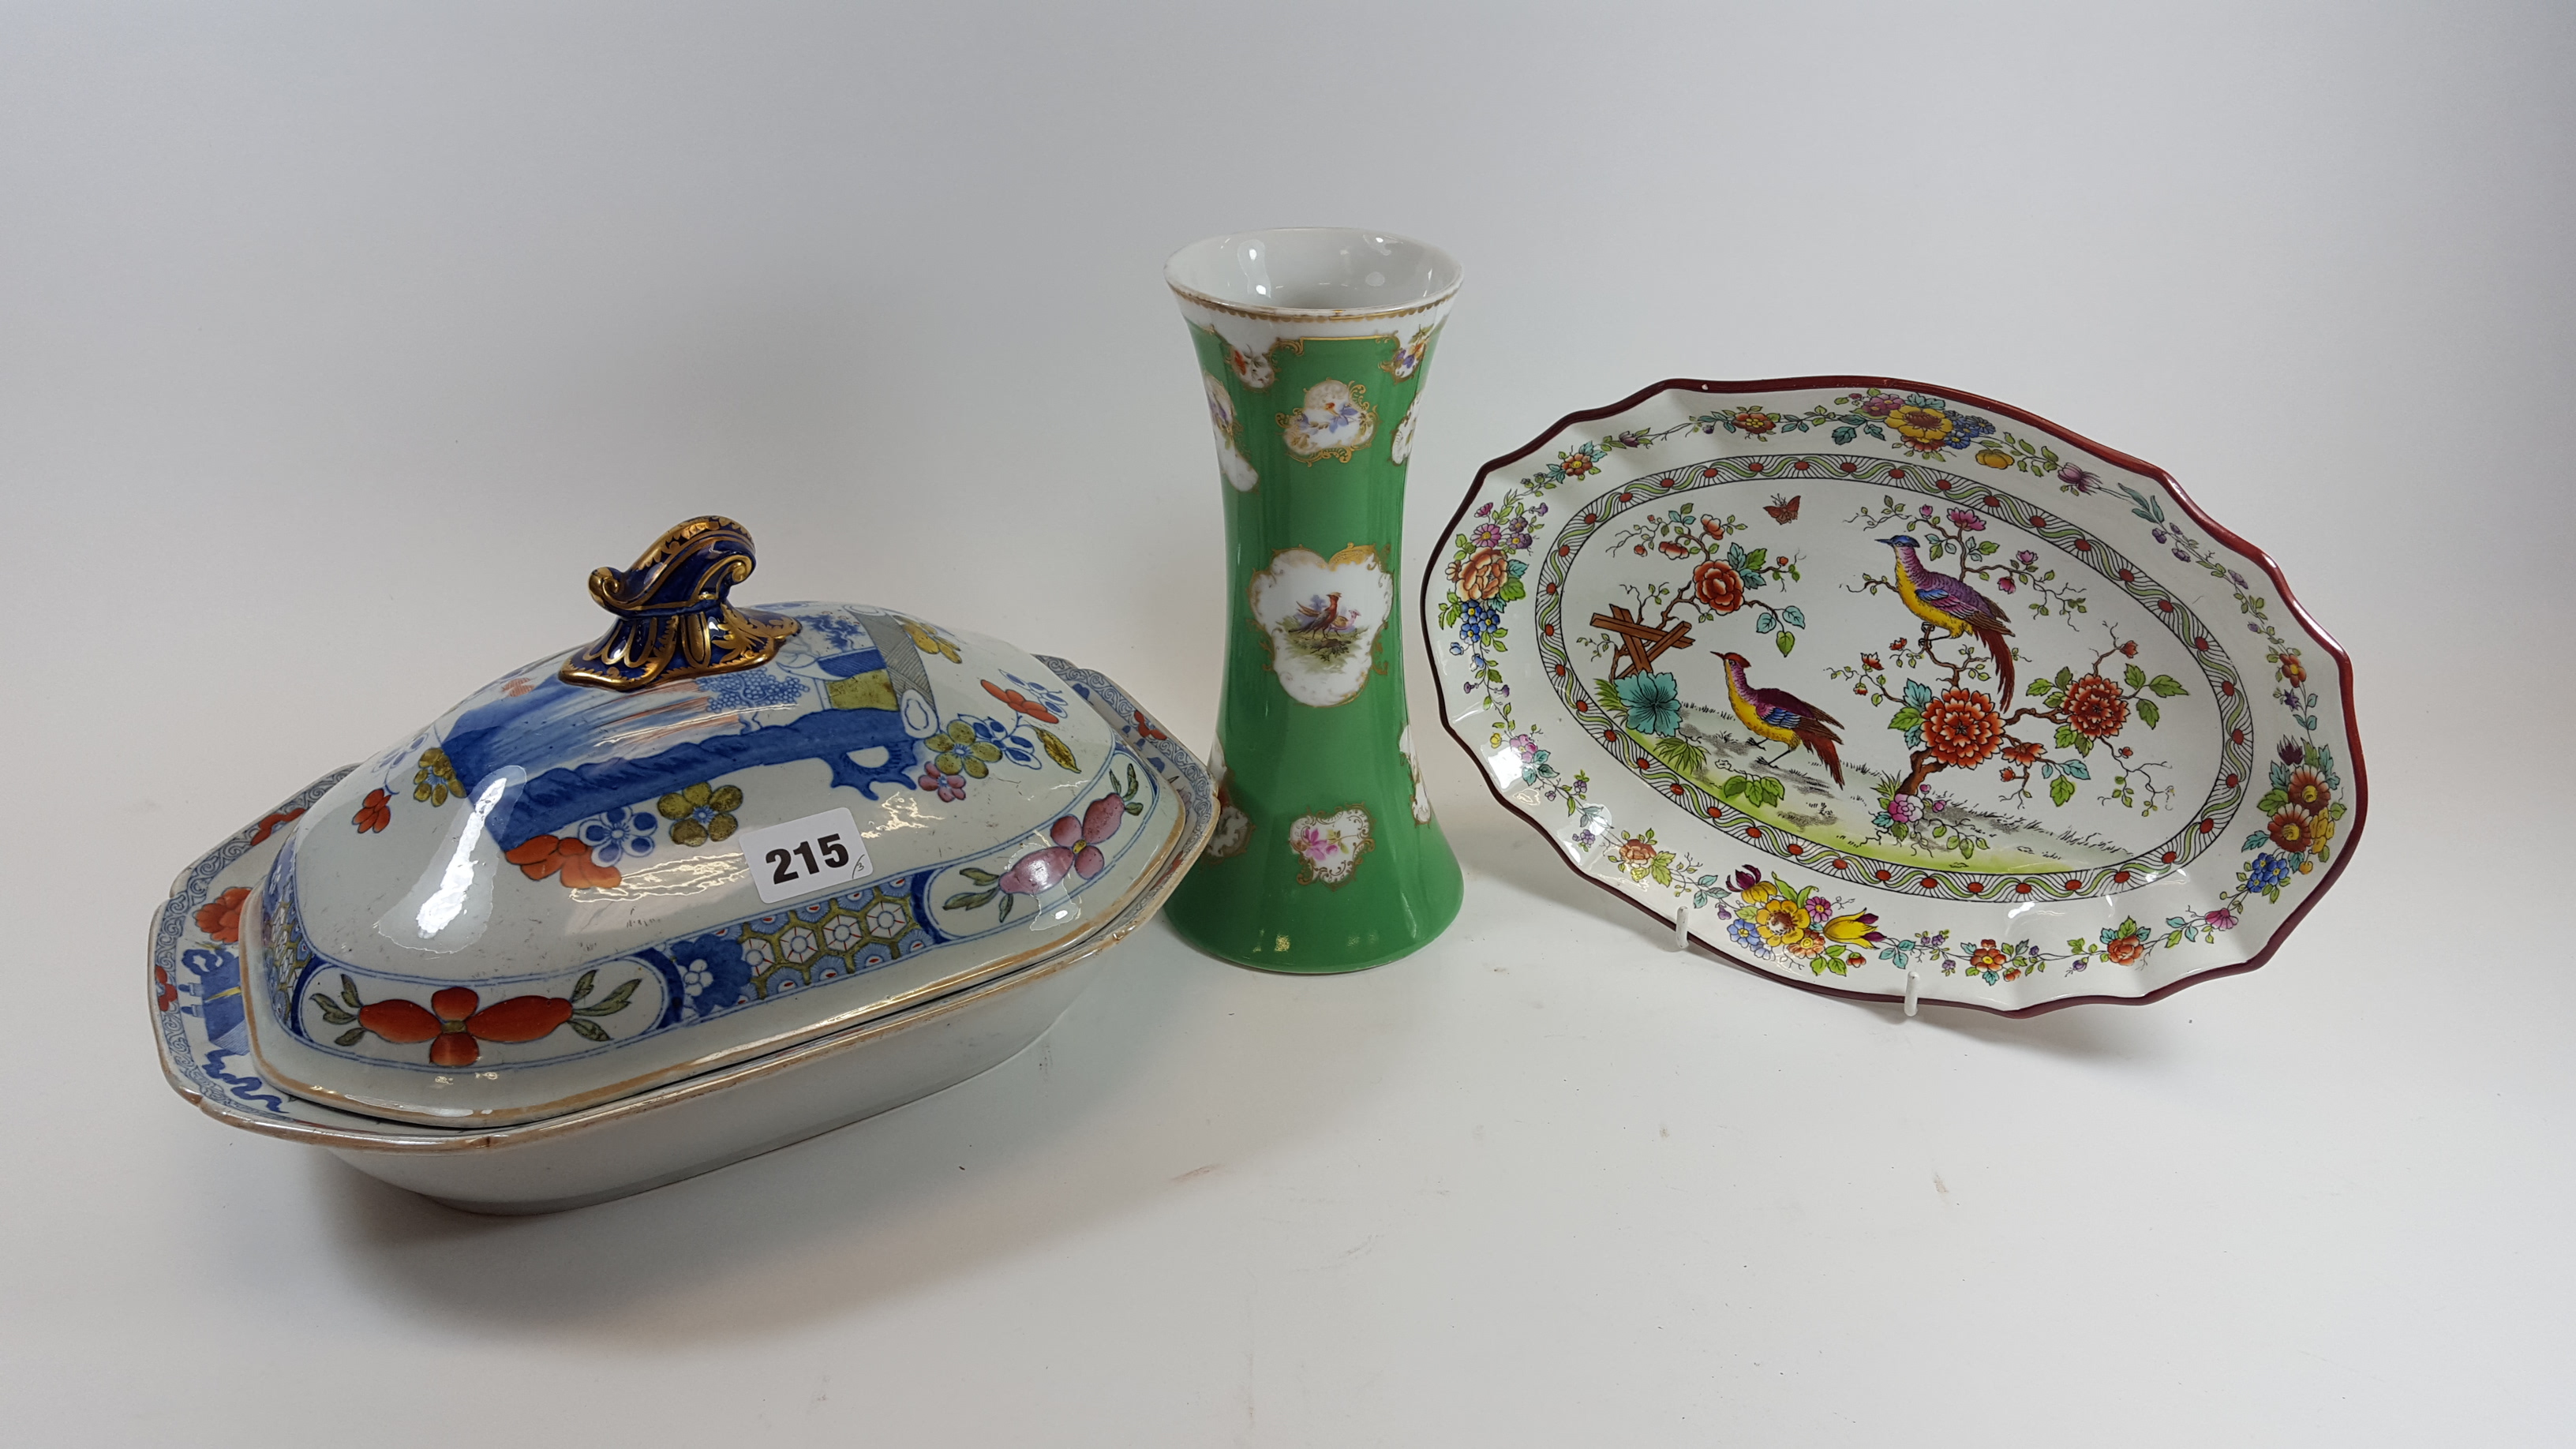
[1423,377,2362,1016]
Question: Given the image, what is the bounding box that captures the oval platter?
[1422,376,2364,1015]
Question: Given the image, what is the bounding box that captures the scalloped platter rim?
[1420,376,2364,1016]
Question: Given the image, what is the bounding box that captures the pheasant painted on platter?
[1717,650,1845,786]
[1877,534,2016,702]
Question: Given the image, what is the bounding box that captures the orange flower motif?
[194,887,249,944]
[1969,939,2009,974]
[2279,654,2307,687]
[315,972,641,1066]
[2283,769,2330,813]
[353,788,393,833]
[1559,452,1598,478]
[246,807,305,845]
[1691,560,1746,613]
[2105,935,2147,965]
[2266,808,2316,855]
[1452,547,1510,601]
[2001,739,2046,766]
[980,679,1060,723]
[2065,673,2129,739]
[502,835,623,889]
[1729,408,1777,436]
[1619,836,1657,864]
[355,987,578,1069]
[1922,689,2004,769]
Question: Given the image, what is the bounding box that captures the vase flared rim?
[1166,227,1462,322]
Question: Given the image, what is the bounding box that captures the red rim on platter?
[1421,376,2364,1016]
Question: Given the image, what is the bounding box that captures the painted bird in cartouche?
[1294,591,1351,634]
[1716,650,1845,785]
[1875,534,2016,702]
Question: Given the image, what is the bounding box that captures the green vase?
[1159,229,1466,972]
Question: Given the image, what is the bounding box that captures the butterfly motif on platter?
[1762,494,1802,526]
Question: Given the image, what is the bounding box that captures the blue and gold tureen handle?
[559,516,801,691]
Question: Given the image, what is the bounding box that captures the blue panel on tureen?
[436,605,930,850]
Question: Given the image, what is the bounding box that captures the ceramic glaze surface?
[1424,378,2364,1013]
[244,611,1188,1126]
[151,661,1214,1210]
[1161,227,1465,972]
[1165,229,1461,318]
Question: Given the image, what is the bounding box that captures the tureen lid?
[239,518,1191,1126]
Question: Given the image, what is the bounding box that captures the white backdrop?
[6,2,2572,1443]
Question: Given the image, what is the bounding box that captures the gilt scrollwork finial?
[558,516,800,691]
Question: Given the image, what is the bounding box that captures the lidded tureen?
[152,517,1210,1208]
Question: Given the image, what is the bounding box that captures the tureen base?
[334,951,1100,1214]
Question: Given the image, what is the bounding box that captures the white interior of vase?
[1165,228,1462,316]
